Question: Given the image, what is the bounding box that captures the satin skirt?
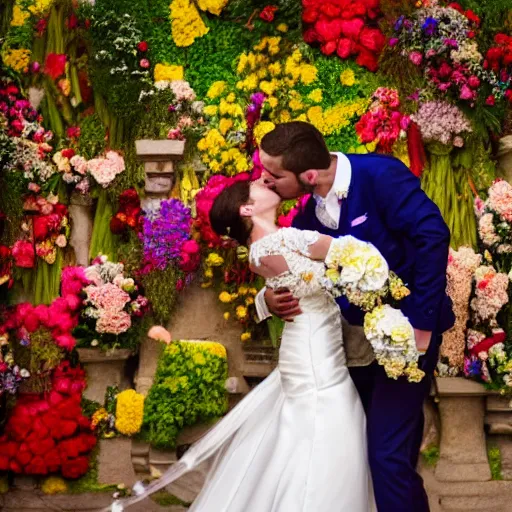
[114,295,375,512]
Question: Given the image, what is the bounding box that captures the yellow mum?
[11,6,30,26]
[207,81,227,99]
[170,0,209,47]
[205,252,224,266]
[241,332,251,342]
[28,0,54,16]
[308,89,323,103]
[277,23,288,33]
[219,118,233,135]
[203,105,218,117]
[340,69,356,87]
[196,0,228,16]
[41,477,67,495]
[254,121,276,145]
[154,63,184,82]
[236,305,248,320]
[299,64,318,85]
[219,291,233,303]
[115,390,145,436]
[2,48,31,72]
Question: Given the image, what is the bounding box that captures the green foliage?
[142,340,229,449]
[421,445,440,467]
[488,445,503,480]
[151,491,190,507]
[78,114,107,160]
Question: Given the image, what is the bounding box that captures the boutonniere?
[335,187,348,201]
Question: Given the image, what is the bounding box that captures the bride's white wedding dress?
[112,228,375,512]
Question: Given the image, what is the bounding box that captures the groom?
[255,121,455,512]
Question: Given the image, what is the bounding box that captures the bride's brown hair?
[209,181,253,245]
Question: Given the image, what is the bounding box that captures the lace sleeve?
[281,228,320,257]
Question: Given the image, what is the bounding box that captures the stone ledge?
[436,377,487,396]
[135,140,185,161]
[77,348,132,363]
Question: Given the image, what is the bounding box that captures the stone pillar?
[68,192,94,266]
[497,135,512,185]
[135,139,185,208]
[134,139,185,396]
[486,395,512,480]
[435,377,491,482]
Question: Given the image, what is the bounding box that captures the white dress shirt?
[255,153,352,322]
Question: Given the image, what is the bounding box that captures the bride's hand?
[264,287,302,322]
[414,328,432,354]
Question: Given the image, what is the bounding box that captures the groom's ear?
[300,170,319,186]
[239,205,254,217]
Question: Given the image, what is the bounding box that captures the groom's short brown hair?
[260,121,331,175]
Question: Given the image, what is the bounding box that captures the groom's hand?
[264,288,301,322]
[414,328,432,354]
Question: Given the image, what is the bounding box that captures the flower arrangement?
[0,361,97,478]
[110,189,142,236]
[137,79,205,143]
[355,87,410,153]
[412,101,472,147]
[73,256,150,351]
[324,235,423,382]
[0,245,13,289]
[301,0,386,71]
[390,4,509,105]
[139,198,199,276]
[87,150,125,189]
[0,334,30,397]
[142,340,228,449]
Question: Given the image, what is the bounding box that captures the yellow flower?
[236,305,248,320]
[204,268,213,278]
[299,64,318,85]
[91,408,108,429]
[170,0,209,47]
[2,48,31,72]
[301,272,314,283]
[203,105,218,117]
[249,288,258,295]
[197,0,228,16]
[340,69,356,87]
[288,98,303,111]
[219,117,233,135]
[41,477,68,495]
[28,0,54,16]
[277,23,288,33]
[241,332,251,342]
[280,110,292,123]
[267,96,278,108]
[154,63,184,82]
[207,81,227,99]
[11,6,30,26]
[238,286,249,295]
[245,297,254,306]
[223,312,230,320]
[194,340,227,358]
[254,121,276,145]
[308,89,323,103]
[219,291,233,303]
[206,252,224,266]
[115,389,145,436]
[268,62,282,76]
[226,92,236,103]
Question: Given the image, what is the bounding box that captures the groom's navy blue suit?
[293,153,455,512]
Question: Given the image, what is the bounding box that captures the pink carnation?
[488,179,512,223]
[85,283,130,311]
[95,310,132,335]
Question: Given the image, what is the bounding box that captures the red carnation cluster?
[0,362,96,478]
[485,33,512,103]
[110,188,142,235]
[301,0,385,71]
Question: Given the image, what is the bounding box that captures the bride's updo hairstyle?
[209,180,253,245]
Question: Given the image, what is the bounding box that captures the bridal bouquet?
[324,236,424,382]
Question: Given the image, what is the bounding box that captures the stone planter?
[435,377,491,482]
[135,139,185,200]
[77,348,132,403]
[242,343,277,378]
[68,192,94,266]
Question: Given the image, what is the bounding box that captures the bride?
[110,178,376,511]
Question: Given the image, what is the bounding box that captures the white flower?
[132,481,145,496]
[91,339,99,347]
[20,369,31,378]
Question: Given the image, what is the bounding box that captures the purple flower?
[250,92,266,106]
[464,357,482,378]
[422,17,438,36]
[389,37,399,47]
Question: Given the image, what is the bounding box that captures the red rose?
[25,455,48,475]
[438,61,453,79]
[179,252,200,273]
[137,41,148,52]
[321,40,338,55]
[12,241,35,269]
[110,216,126,235]
[495,33,510,46]
[29,437,55,456]
[61,148,75,159]
[356,48,379,72]
[320,3,340,18]
[24,313,40,333]
[464,9,480,26]
[44,53,67,80]
[336,38,354,59]
[10,459,23,473]
[45,449,62,472]
[302,8,318,24]
[339,18,364,40]
[0,455,9,471]
[314,18,344,42]
[15,450,33,467]
[260,5,278,22]
[303,28,318,44]
[359,27,386,54]
[468,75,480,89]
[66,126,81,139]
[62,456,90,479]
[467,30,475,39]
[448,2,464,13]
[485,94,495,106]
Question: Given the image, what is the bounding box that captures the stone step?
[166,461,209,504]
